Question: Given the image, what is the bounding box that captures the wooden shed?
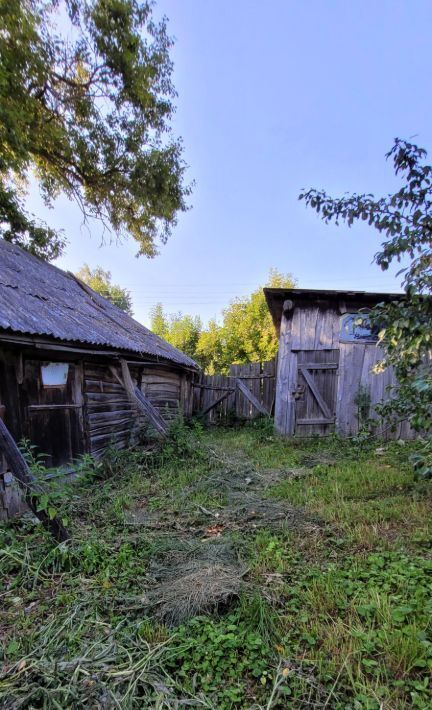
[0,240,198,518]
[264,288,414,439]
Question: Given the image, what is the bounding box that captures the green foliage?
[246,415,276,443]
[150,302,202,359]
[300,139,432,433]
[19,438,95,526]
[160,416,206,463]
[150,268,296,371]
[197,268,297,373]
[0,0,189,260]
[2,427,432,707]
[76,263,133,314]
[281,552,432,707]
[166,614,271,707]
[410,441,432,481]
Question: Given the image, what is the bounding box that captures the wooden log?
[89,420,135,437]
[236,379,270,417]
[88,409,137,423]
[283,299,294,313]
[85,381,126,394]
[0,419,70,542]
[27,404,82,411]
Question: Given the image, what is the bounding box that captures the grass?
[1,420,432,708]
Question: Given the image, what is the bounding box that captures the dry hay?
[223,491,320,532]
[256,467,312,487]
[124,464,321,536]
[122,452,322,626]
[299,452,337,468]
[145,540,244,626]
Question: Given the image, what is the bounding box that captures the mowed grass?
[207,424,432,707]
[213,426,432,548]
[0,421,431,708]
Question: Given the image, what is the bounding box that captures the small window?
[41,362,69,387]
[340,313,378,343]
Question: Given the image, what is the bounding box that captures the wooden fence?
[192,359,276,424]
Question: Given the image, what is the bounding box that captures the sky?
[28,0,432,327]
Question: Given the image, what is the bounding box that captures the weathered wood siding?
[275,302,415,439]
[83,362,144,458]
[140,367,184,421]
[192,360,276,424]
[83,363,191,457]
[0,346,194,518]
[0,470,27,521]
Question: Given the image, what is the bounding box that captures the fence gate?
[294,349,339,436]
[192,359,276,423]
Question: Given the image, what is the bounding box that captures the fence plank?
[236,378,270,416]
[192,358,276,423]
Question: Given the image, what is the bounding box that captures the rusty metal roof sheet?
[0,240,198,369]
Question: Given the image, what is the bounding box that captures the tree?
[0,0,189,261]
[149,270,296,371]
[196,269,297,373]
[150,303,202,359]
[149,302,168,339]
[76,264,133,314]
[300,139,432,432]
[195,319,226,373]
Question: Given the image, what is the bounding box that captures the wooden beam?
[296,417,335,425]
[27,404,82,411]
[300,363,338,370]
[193,383,235,392]
[199,389,231,417]
[119,359,168,437]
[0,419,70,542]
[236,378,270,416]
[298,366,333,420]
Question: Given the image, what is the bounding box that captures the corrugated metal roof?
[0,240,198,369]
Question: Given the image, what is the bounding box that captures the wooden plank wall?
[275,303,416,439]
[336,343,415,439]
[140,366,184,422]
[84,362,190,457]
[192,359,276,424]
[83,362,145,458]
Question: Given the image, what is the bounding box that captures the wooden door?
[21,359,84,468]
[294,350,339,436]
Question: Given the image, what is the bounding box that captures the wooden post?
[0,419,70,542]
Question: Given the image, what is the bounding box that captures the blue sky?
[28,0,432,326]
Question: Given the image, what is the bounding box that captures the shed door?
[21,360,84,468]
[294,350,339,436]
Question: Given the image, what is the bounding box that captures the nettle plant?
[300,139,432,439]
[20,439,94,524]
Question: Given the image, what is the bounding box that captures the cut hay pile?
[145,541,244,626]
[123,449,322,626]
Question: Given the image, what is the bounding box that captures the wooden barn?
[0,240,198,518]
[264,287,415,439]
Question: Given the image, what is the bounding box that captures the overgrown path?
[1,424,431,708]
[123,438,322,626]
